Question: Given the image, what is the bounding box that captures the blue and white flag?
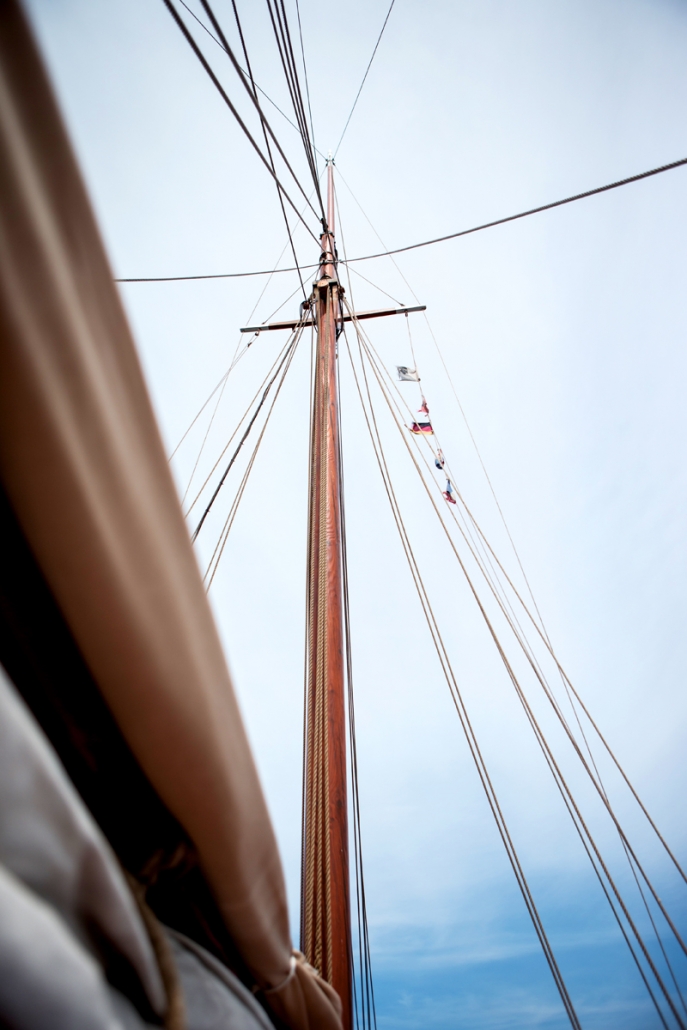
[397,365,420,382]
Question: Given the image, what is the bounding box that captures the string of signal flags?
[396,364,456,507]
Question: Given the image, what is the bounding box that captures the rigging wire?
[337,167,575,697]
[168,268,303,466]
[346,303,687,1026]
[192,325,301,540]
[171,266,307,506]
[276,0,322,207]
[336,172,680,933]
[263,0,325,220]
[306,184,683,1019]
[340,319,583,1030]
[346,263,405,306]
[117,153,687,282]
[336,215,579,1025]
[220,0,308,297]
[184,332,295,518]
[176,170,324,512]
[202,322,304,588]
[344,154,687,262]
[355,306,687,946]
[160,0,320,242]
[334,189,686,1015]
[116,264,318,283]
[181,371,232,505]
[335,163,687,893]
[333,0,396,158]
[336,346,377,1030]
[345,311,684,1028]
[177,0,325,154]
[169,364,233,462]
[294,0,318,161]
[196,0,322,230]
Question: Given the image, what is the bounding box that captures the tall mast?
[302,157,352,1029]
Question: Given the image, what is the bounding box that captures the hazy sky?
[25,2,687,1027]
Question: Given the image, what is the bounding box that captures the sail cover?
[0,3,340,1028]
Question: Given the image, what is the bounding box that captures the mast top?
[321,159,336,279]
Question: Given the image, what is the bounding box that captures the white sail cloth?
[0,663,278,1030]
[0,3,341,1028]
[0,665,165,1028]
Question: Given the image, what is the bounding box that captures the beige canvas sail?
[0,3,340,1027]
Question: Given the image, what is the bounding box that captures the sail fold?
[0,4,340,1028]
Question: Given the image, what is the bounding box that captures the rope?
[341,241,683,1021]
[335,248,580,1023]
[168,365,232,463]
[116,264,318,283]
[181,371,230,506]
[346,264,405,306]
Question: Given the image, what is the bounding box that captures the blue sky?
[26,1,687,1026]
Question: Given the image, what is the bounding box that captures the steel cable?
[333,0,396,157]
[177,0,323,152]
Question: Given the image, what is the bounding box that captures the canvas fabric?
[0,665,278,1030]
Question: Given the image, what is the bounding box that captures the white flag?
[397,365,420,382]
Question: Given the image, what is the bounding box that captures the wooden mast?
[302,157,352,1029]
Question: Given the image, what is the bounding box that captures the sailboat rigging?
[1,2,686,1030]
[155,5,687,1025]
